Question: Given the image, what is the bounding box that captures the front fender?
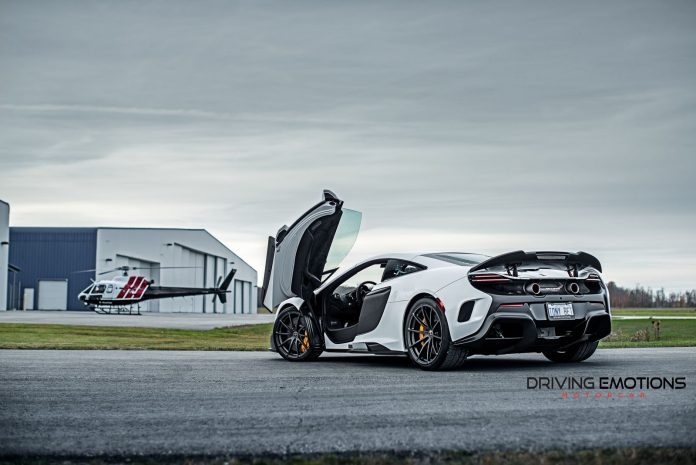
[271,297,324,352]
[275,297,306,316]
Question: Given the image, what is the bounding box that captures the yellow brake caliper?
[300,330,309,353]
[419,324,426,347]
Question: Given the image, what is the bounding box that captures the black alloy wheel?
[404,297,468,370]
[273,307,322,361]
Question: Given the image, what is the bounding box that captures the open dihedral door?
[262,190,361,310]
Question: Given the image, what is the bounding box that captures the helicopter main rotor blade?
[98,267,123,276]
[130,266,203,270]
[95,265,204,277]
[71,268,97,274]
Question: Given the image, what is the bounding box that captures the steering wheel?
[353,281,376,305]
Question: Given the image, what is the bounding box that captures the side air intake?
[458,300,476,322]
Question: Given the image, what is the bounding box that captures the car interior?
[321,259,424,343]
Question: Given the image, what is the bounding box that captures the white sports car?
[262,190,611,370]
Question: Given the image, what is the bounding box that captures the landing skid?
[91,304,142,315]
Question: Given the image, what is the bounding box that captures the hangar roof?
[9,226,253,272]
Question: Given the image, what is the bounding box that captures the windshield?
[424,252,489,266]
[325,208,362,270]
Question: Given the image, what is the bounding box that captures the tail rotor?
[213,269,236,304]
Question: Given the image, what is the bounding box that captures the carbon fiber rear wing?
[469,250,602,274]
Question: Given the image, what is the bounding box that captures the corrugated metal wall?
[0,200,9,311]
[8,228,97,310]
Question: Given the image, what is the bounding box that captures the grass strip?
[0,319,694,350]
[612,308,696,317]
[0,323,273,350]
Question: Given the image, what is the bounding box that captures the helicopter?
[76,265,236,315]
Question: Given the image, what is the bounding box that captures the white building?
[0,200,9,311]
[9,226,257,313]
[95,228,257,313]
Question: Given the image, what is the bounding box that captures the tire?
[543,340,599,363]
[403,297,468,371]
[273,307,323,362]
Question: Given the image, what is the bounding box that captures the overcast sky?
[1,1,695,291]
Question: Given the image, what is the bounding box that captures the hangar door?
[114,255,160,312]
[167,246,206,312]
[234,280,252,314]
[169,244,227,313]
[38,280,68,310]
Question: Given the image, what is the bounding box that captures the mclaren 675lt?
[262,190,611,370]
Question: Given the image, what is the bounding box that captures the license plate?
[547,302,574,320]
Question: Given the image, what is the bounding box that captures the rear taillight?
[470,273,512,283]
[469,273,525,295]
[584,274,602,293]
[470,273,602,296]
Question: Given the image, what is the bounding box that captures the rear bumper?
[453,304,611,354]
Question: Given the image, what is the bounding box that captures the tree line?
[606,282,696,308]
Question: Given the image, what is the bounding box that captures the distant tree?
[607,281,695,308]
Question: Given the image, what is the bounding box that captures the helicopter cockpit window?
[91,284,106,295]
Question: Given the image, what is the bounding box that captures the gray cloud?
[1,0,695,291]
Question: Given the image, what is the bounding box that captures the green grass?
[0,317,695,351]
[4,448,695,465]
[0,323,273,350]
[612,307,696,317]
[600,319,696,348]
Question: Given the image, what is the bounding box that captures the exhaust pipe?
[567,282,580,294]
[526,282,542,295]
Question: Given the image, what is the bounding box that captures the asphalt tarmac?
[1,348,694,456]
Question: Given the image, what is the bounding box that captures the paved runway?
[0,310,274,329]
[1,348,694,456]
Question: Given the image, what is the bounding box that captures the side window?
[336,262,387,293]
[381,259,425,282]
[106,284,114,293]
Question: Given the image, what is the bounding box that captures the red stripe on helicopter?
[127,277,145,299]
[133,277,149,299]
[116,276,136,299]
[123,277,136,299]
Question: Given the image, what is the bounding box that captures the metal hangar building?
[7,227,257,313]
[0,200,9,311]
